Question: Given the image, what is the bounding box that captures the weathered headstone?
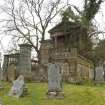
[95,66,104,81]
[47,63,64,99]
[8,75,25,98]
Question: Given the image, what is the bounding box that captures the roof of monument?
[48,20,83,34]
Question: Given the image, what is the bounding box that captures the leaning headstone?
[47,63,64,99]
[8,75,25,98]
[95,66,104,81]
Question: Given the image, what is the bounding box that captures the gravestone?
[95,66,104,81]
[8,75,25,98]
[47,63,64,99]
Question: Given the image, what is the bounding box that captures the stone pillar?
[2,55,9,81]
[17,44,32,80]
[40,40,52,65]
[0,62,2,80]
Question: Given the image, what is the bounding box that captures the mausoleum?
[40,19,94,82]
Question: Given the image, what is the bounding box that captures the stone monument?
[17,44,32,80]
[8,75,25,98]
[95,66,104,81]
[47,62,64,99]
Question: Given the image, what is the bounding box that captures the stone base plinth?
[47,91,64,99]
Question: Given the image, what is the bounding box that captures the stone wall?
[2,41,94,82]
[7,63,16,82]
[2,44,32,81]
[2,53,19,81]
[77,55,94,81]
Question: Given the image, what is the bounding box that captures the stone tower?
[17,44,32,80]
[40,40,53,65]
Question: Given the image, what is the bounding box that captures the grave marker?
[8,75,25,98]
[47,62,64,99]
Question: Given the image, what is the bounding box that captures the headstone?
[95,66,104,81]
[8,75,25,98]
[47,63,64,99]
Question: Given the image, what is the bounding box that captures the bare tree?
[0,0,65,60]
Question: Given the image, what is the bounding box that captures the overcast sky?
[0,0,105,55]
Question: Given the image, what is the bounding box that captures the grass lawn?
[1,82,105,105]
